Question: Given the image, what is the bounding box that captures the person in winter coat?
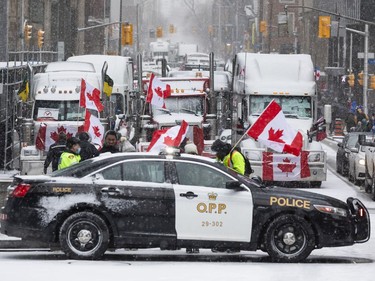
[100,130,120,154]
[44,132,67,174]
[211,139,245,175]
[77,132,99,161]
[58,137,81,170]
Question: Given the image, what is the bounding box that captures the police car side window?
[175,161,231,189]
[101,164,122,181]
[122,161,165,183]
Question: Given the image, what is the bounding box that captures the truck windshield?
[250,96,312,119]
[152,96,204,116]
[33,100,85,121]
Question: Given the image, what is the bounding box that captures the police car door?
[172,160,253,242]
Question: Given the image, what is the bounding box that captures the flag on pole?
[84,110,105,147]
[80,79,104,112]
[146,73,171,108]
[103,74,114,97]
[246,99,303,156]
[18,78,29,102]
[147,120,189,153]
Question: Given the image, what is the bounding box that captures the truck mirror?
[358,134,366,145]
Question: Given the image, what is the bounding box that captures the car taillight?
[12,183,31,198]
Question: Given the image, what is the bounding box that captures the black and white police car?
[0,149,370,262]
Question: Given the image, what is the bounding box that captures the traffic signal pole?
[285,5,375,115]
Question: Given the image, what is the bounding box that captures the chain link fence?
[0,50,57,173]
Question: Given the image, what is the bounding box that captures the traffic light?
[37,29,45,49]
[169,24,175,33]
[348,73,355,87]
[156,26,163,38]
[121,23,133,45]
[318,16,331,38]
[260,21,267,33]
[24,24,32,43]
[370,75,375,89]
[358,71,364,86]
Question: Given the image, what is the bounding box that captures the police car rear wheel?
[265,215,315,263]
[59,212,110,260]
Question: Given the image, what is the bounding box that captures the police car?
[0,150,370,262]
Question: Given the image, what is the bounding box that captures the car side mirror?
[225,181,244,191]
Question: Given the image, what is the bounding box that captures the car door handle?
[180,191,198,199]
[101,187,121,194]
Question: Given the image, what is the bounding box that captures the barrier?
[334,118,344,136]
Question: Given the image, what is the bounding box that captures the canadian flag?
[246,100,303,156]
[262,151,311,181]
[84,110,105,147]
[146,73,171,108]
[147,120,189,153]
[80,79,104,112]
[35,123,78,151]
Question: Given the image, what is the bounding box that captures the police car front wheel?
[264,214,315,263]
[59,212,110,260]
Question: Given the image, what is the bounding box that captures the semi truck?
[19,61,110,175]
[231,53,327,187]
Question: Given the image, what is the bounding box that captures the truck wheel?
[310,181,321,188]
[264,215,315,263]
[59,212,110,260]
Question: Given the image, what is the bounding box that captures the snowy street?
[0,140,374,281]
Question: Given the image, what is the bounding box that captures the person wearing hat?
[77,131,99,161]
[211,139,245,175]
[184,142,198,155]
[58,137,81,170]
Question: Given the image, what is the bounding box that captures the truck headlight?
[308,153,321,162]
[23,149,39,156]
[358,159,365,166]
[314,205,347,217]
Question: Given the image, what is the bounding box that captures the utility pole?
[118,0,123,55]
[285,5,375,115]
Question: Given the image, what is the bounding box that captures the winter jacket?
[44,141,66,172]
[79,140,99,161]
[100,144,120,154]
[222,150,245,175]
[58,151,81,170]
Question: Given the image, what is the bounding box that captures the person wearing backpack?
[211,139,251,176]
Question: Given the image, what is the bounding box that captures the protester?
[100,130,120,153]
[77,131,100,161]
[211,139,245,175]
[58,137,81,170]
[43,132,67,173]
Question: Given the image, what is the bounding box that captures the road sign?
[368,59,375,65]
[358,52,375,59]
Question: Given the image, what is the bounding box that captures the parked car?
[0,150,370,262]
[336,132,372,176]
[347,134,375,185]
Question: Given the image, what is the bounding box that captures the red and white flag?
[84,110,105,147]
[262,151,311,181]
[246,100,303,156]
[80,79,104,112]
[35,123,78,151]
[146,73,171,108]
[147,120,189,153]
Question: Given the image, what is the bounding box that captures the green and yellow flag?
[18,78,29,102]
[103,74,114,97]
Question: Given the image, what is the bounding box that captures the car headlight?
[314,205,347,217]
[358,159,365,166]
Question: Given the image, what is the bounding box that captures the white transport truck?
[20,61,108,175]
[232,53,327,187]
[67,55,134,131]
[149,39,170,64]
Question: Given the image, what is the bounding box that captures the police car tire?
[59,212,110,260]
[264,215,315,263]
